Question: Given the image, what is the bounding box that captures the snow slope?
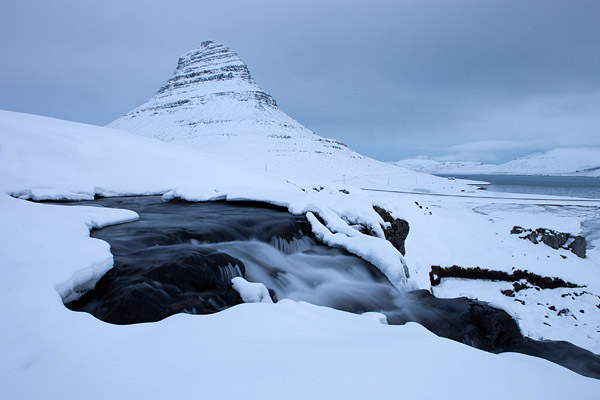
[0,110,292,200]
[394,148,600,176]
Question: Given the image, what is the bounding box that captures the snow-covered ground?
[1,109,600,398]
[394,148,600,176]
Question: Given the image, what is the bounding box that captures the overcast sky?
[1,0,598,163]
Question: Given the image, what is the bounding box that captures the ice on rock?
[231,277,273,304]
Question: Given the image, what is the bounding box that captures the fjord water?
[65,197,600,378]
[437,174,600,199]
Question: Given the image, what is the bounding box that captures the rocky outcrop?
[568,236,587,259]
[373,206,409,255]
[511,226,587,258]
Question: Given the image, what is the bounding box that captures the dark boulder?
[511,226,587,259]
[373,206,409,256]
[539,228,569,249]
[568,236,587,259]
[67,246,245,324]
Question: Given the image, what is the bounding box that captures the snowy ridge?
[394,148,600,176]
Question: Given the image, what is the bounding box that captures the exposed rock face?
[373,206,409,255]
[511,226,587,258]
[133,41,280,121]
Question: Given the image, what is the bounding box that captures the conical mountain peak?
[109,41,408,185]
[156,41,260,95]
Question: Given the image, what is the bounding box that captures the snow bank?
[0,110,293,200]
[306,211,410,289]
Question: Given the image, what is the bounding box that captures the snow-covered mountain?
[394,148,600,176]
[496,148,600,175]
[108,41,437,188]
[393,159,487,174]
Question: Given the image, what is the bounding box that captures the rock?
[513,281,528,292]
[539,229,569,249]
[373,206,409,255]
[568,236,587,258]
[510,226,524,234]
[527,231,539,244]
[511,226,587,258]
[389,290,523,352]
[67,247,246,325]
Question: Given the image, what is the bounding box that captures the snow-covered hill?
[394,148,600,176]
[393,159,488,174]
[108,41,448,189]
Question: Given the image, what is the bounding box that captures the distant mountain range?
[394,148,600,176]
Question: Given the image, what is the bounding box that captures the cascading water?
[200,236,399,313]
[63,196,600,379]
[65,196,401,324]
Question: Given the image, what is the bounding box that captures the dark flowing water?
[436,174,600,199]
[63,196,600,378]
